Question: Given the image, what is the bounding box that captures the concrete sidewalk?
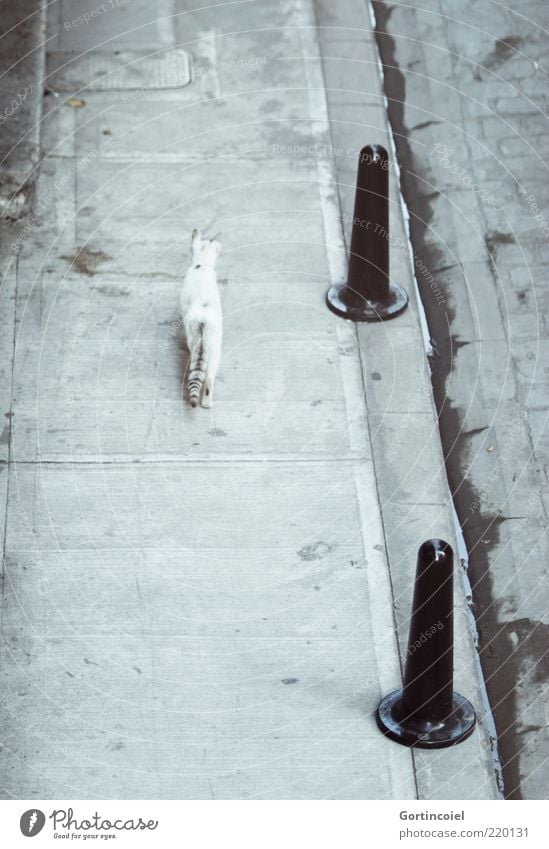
[0,0,497,799]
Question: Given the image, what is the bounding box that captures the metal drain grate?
[47,48,192,91]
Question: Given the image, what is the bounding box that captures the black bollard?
[376,539,476,748]
[326,144,409,321]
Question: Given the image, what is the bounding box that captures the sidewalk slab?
[10,271,362,460]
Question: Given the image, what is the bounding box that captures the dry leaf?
[65,97,86,108]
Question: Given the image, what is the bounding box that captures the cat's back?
[180,266,221,317]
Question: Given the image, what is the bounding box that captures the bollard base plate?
[326,281,408,322]
[376,690,476,749]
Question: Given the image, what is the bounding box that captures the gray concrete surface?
[0,1,46,219]
[314,0,498,799]
[0,0,497,799]
[372,0,549,799]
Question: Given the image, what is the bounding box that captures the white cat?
[180,228,223,408]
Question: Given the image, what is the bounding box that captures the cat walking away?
[180,229,223,408]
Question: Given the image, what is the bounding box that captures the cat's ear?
[192,228,201,242]
[212,232,222,253]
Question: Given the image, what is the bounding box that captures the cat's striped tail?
[188,324,206,407]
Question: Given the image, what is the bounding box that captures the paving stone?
[72,87,316,162]
[370,411,451,506]
[10,272,363,460]
[0,460,414,799]
[359,323,434,414]
[49,0,176,52]
[440,261,508,343]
